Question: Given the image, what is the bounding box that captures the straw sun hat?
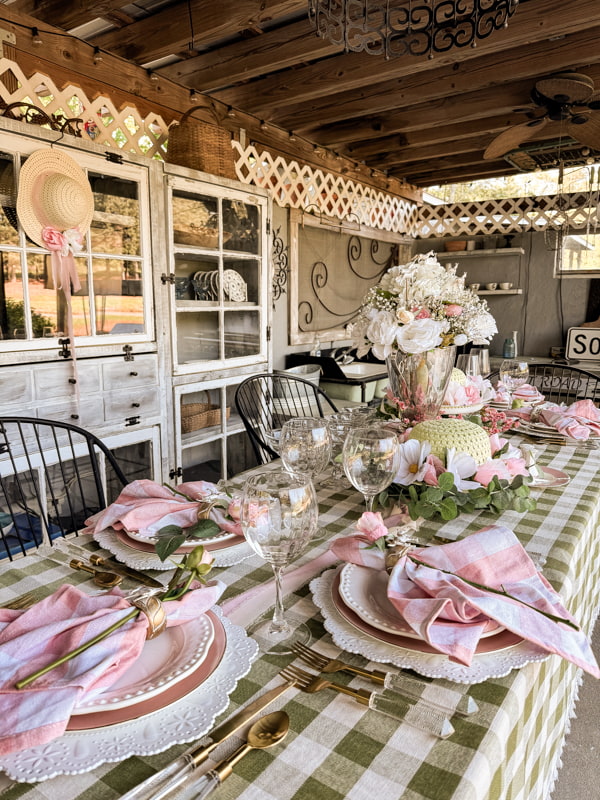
[16,148,94,248]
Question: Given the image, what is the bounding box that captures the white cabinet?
[0,123,272,490]
[163,168,271,481]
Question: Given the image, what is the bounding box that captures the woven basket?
[181,392,230,433]
[166,104,237,180]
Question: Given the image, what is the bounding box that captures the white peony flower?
[366,309,400,360]
[395,318,445,355]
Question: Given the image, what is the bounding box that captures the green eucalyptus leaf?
[155,530,187,561]
[187,518,221,539]
[437,472,456,492]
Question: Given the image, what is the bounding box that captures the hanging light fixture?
[308,0,520,59]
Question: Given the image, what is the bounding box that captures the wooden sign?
[565,327,600,361]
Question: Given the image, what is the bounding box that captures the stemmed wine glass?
[240,469,319,654]
[499,358,529,407]
[279,417,331,480]
[342,426,400,512]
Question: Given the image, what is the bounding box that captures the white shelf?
[437,248,524,259]
[477,289,523,295]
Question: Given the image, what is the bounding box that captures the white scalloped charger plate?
[339,563,502,639]
[310,568,549,684]
[93,527,253,569]
[0,607,259,782]
[125,528,237,547]
[72,613,214,714]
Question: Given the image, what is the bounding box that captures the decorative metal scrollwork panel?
[289,209,410,346]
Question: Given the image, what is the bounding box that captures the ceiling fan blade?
[483,118,548,160]
[566,115,600,151]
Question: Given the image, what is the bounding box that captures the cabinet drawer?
[39,398,104,428]
[33,363,101,400]
[104,389,160,421]
[0,369,33,407]
[102,356,158,389]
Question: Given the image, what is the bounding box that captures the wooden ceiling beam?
[369,125,568,170]
[4,1,126,31]
[401,162,520,187]
[272,27,600,131]
[90,0,305,63]
[309,63,600,147]
[158,19,340,92]
[344,114,530,160]
[214,0,600,113]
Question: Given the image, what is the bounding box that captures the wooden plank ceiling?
[4,0,600,190]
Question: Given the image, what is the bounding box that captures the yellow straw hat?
[16,148,94,248]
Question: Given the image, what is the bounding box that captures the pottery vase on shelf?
[386,346,456,423]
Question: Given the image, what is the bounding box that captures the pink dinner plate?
[331,570,523,656]
[116,529,246,554]
[67,610,226,730]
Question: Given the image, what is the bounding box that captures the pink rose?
[423,454,445,485]
[356,511,387,542]
[503,457,529,477]
[445,304,463,317]
[489,433,507,455]
[227,495,242,521]
[474,460,512,486]
[42,226,68,255]
[414,307,431,319]
[464,385,480,404]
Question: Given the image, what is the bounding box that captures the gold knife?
[120,680,296,800]
[88,553,165,588]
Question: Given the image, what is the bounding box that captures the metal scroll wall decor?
[271,225,289,306]
[289,208,409,346]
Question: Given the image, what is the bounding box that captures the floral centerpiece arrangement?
[347,251,497,421]
[348,251,497,359]
[379,418,536,522]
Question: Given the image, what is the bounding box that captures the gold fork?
[0,589,47,611]
[279,664,454,738]
[290,642,477,715]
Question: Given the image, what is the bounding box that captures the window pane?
[0,155,19,246]
[224,310,260,358]
[172,191,218,248]
[92,257,144,335]
[223,199,260,254]
[90,173,141,256]
[561,234,600,273]
[177,311,220,363]
[0,251,25,340]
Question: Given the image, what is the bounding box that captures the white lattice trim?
[417,193,600,238]
[232,140,419,234]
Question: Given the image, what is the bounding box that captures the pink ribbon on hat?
[42,226,83,392]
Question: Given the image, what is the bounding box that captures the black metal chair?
[0,417,128,561]
[488,363,600,405]
[235,373,339,465]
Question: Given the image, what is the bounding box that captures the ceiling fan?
[483,72,600,161]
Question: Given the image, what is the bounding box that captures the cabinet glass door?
[0,146,152,346]
[170,180,267,371]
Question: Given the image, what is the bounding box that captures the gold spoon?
[69,559,123,588]
[177,711,290,800]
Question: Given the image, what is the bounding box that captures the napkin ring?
[132,595,167,639]
[197,498,218,520]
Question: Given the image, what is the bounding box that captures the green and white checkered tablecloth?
[1,440,599,800]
